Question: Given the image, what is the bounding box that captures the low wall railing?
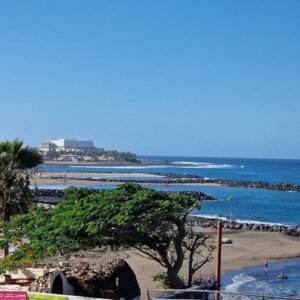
[147,288,300,300]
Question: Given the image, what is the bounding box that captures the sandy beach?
[34,171,164,179]
[42,160,166,167]
[122,229,300,297]
[31,171,221,187]
[31,177,221,187]
[35,228,300,298]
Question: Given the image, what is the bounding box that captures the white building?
[39,141,58,153]
[39,139,96,153]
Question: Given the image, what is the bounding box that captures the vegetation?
[1,184,214,288]
[0,140,43,256]
[44,149,140,163]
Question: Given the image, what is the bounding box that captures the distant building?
[39,141,58,153]
[39,138,96,153]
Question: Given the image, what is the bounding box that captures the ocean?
[37,156,300,296]
[38,156,300,226]
[221,258,300,299]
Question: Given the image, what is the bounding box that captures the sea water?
[221,258,300,299]
[39,156,300,184]
[37,157,300,295]
[38,156,300,226]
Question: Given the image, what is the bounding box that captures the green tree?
[0,140,43,256]
[1,184,214,288]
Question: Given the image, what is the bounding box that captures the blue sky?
[0,1,300,158]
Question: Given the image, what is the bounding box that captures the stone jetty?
[33,189,215,204]
[40,172,300,192]
[188,216,300,238]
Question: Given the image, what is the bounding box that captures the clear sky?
[1,1,300,159]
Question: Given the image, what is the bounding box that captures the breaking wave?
[172,161,243,169]
[222,274,256,300]
[222,272,298,299]
[194,214,288,226]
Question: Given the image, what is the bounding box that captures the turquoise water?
[36,183,300,226]
[39,156,300,184]
[38,156,300,226]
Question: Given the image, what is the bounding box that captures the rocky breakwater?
[32,189,64,205]
[39,171,300,192]
[34,189,216,204]
[29,258,140,299]
[152,172,300,192]
[212,180,300,193]
[188,216,300,237]
[223,221,300,237]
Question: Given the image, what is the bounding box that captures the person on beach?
[264,258,268,276]
[279,271,287,279]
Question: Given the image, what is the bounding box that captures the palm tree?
[0,140,43,256]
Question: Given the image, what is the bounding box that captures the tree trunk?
[187,256,194,287]
[3,220,9,257]
[3,243,9,257]
[2,189,9,258]
[167,269,186,289]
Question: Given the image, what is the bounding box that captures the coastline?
[33,171,164,178]
[35,167,300,193]
[41,230,299,298]
[123,229,300,297]
[30,163,300,296]
[31,177,221,187]
[41,160,168,167]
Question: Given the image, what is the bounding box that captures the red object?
[202,221,213,227]
[215,221,222,300]
[0,291,27,299]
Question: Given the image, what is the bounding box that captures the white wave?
[172,161,238,169]
[188,164,235,169]
[234,219,286,226]
[249,278,298,298]
[172,161,209,165]
[194,214,229,222]
[194,214,289,226]
[222,274,255,300]
[64,162,240,170]
[223,272,298,299]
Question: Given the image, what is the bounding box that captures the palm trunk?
[3,190,9,258]
[3,239,9,257]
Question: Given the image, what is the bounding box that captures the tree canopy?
[1,184,214,288]
[0,140,43,255]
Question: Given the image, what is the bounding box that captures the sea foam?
[172,161,239,169]
[223,273,255,296]
[194,214,288,226]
